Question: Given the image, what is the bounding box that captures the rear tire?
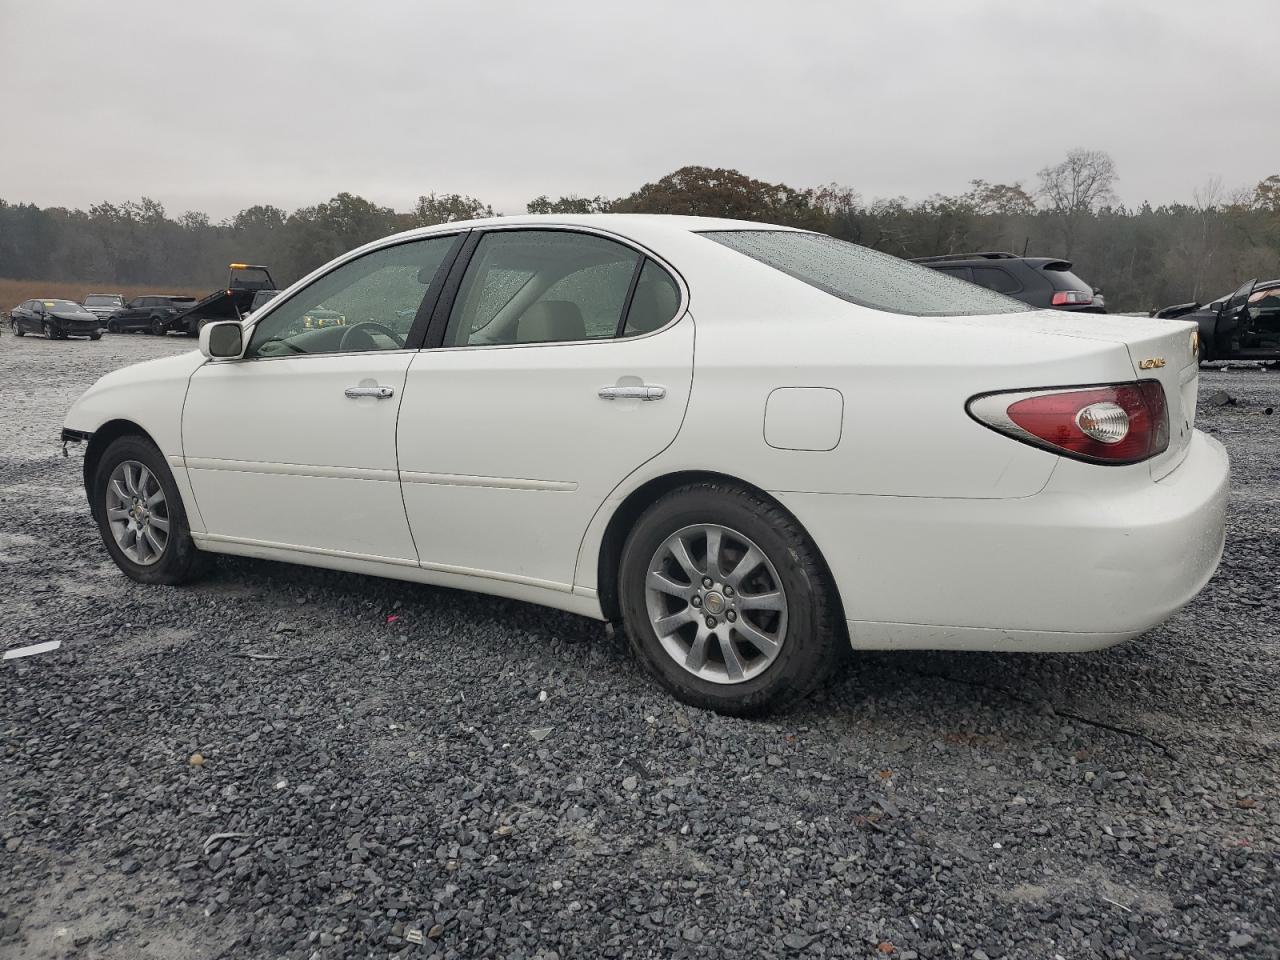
[91,435,210,586]
[618,481,843,717]
[150,317,165,336]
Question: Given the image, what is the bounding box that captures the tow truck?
[169,264,278,336]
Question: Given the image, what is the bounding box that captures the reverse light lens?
[1076,401,1129,444]
[969,381,1168,465]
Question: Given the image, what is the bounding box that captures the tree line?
[2,150,1278,312]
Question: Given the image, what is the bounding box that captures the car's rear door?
[397,227,693,592]
[181,232,464,561]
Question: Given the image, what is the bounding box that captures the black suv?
[106,296,198,335]
[913,252,1105,313]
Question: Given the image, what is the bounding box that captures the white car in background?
[62,215,1228,715]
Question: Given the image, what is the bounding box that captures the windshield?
[44,300,82,312]
[700,231,1030,316]
[83,295,122,306]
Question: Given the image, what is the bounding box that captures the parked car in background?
[1155,278,1280,362]
[10,299,102,340]
[63,215,1225,716]
[82,293,125,324]
[106,296,198,335]
[913,252,1105,313]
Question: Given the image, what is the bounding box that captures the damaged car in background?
[61,215,1228,716]
[1156,278,1280,363]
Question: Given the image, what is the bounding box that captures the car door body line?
[400,471,577,492]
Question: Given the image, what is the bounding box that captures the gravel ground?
[1,332,1277,960]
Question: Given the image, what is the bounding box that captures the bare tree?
[1037,149,1118,256]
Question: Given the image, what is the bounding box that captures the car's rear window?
[700,230,1030,316]
[1038,261,1093,293]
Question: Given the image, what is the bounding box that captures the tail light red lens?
[1051,290,1093,306]
[968,382,1168,464]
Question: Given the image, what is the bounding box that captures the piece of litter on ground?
[386,614,401,624]
[231,651,283,661]
[1101,896,1132,912]
[3,640,62,660]
[529,727,553,741]
[405,928,424,945]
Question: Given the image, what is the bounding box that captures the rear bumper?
[777,430,1229,651]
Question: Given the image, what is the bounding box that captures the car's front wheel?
[11,319,23,337]
[106,319,119,334]
[618,481,843,716]
[92,436,209,585]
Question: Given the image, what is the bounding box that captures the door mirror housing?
[199,321,245,360]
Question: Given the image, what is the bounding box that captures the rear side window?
[970,266,1022,294]
[623,260,681,336]
[701,231,1029,316]
[444,230,646,346]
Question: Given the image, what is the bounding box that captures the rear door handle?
[344,386,395,399]
[598,385,666,401]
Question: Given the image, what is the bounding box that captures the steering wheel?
[338,320,405,352]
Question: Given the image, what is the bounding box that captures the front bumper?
[777,430,1229,651]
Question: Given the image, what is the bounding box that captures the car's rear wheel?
[618,481,842,716]
[150,317,165,336]
[92,436,209,585]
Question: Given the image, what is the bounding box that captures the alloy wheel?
[105,460,170,565]
[644,523,788,684]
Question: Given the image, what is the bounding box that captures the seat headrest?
[517,300,586,343]
[626,280,679,334]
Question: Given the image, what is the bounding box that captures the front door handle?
[598,385,666,401]
[344,385,395,399]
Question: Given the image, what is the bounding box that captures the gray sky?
[2,0,1277,220]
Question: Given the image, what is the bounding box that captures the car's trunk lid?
[952,311,1200,479]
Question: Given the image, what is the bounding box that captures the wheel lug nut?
[723,586,734,597]
[702,577,713,588]
[705,616,717,629]
[690,596,702,608]
[727,611,737,622]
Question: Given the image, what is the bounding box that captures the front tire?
[107,320,119,334]
[618,481,842,717]
[11,319,23,337]
[42,321,54,339]
[89,331,102,341]
[92,436,209,585]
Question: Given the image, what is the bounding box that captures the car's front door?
[397,227,693,591]
[181,233,464,561]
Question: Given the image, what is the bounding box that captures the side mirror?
[199,321,245,360]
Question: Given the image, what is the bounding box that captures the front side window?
[701,231,1030,317]
[247,235,458,358]
[444,230,645,347]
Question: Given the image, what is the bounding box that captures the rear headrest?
[626,281,679,334]
[517,300,586,343]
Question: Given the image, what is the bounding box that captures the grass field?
[0,279,207,309]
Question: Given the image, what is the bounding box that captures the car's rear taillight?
[968,382,1168,464]
[1051,290,1093,306]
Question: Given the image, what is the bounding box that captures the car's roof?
[398,212,806,238]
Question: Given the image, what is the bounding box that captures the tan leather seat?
[517,300,587,343]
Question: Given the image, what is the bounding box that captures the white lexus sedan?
[63,215,1229,715]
